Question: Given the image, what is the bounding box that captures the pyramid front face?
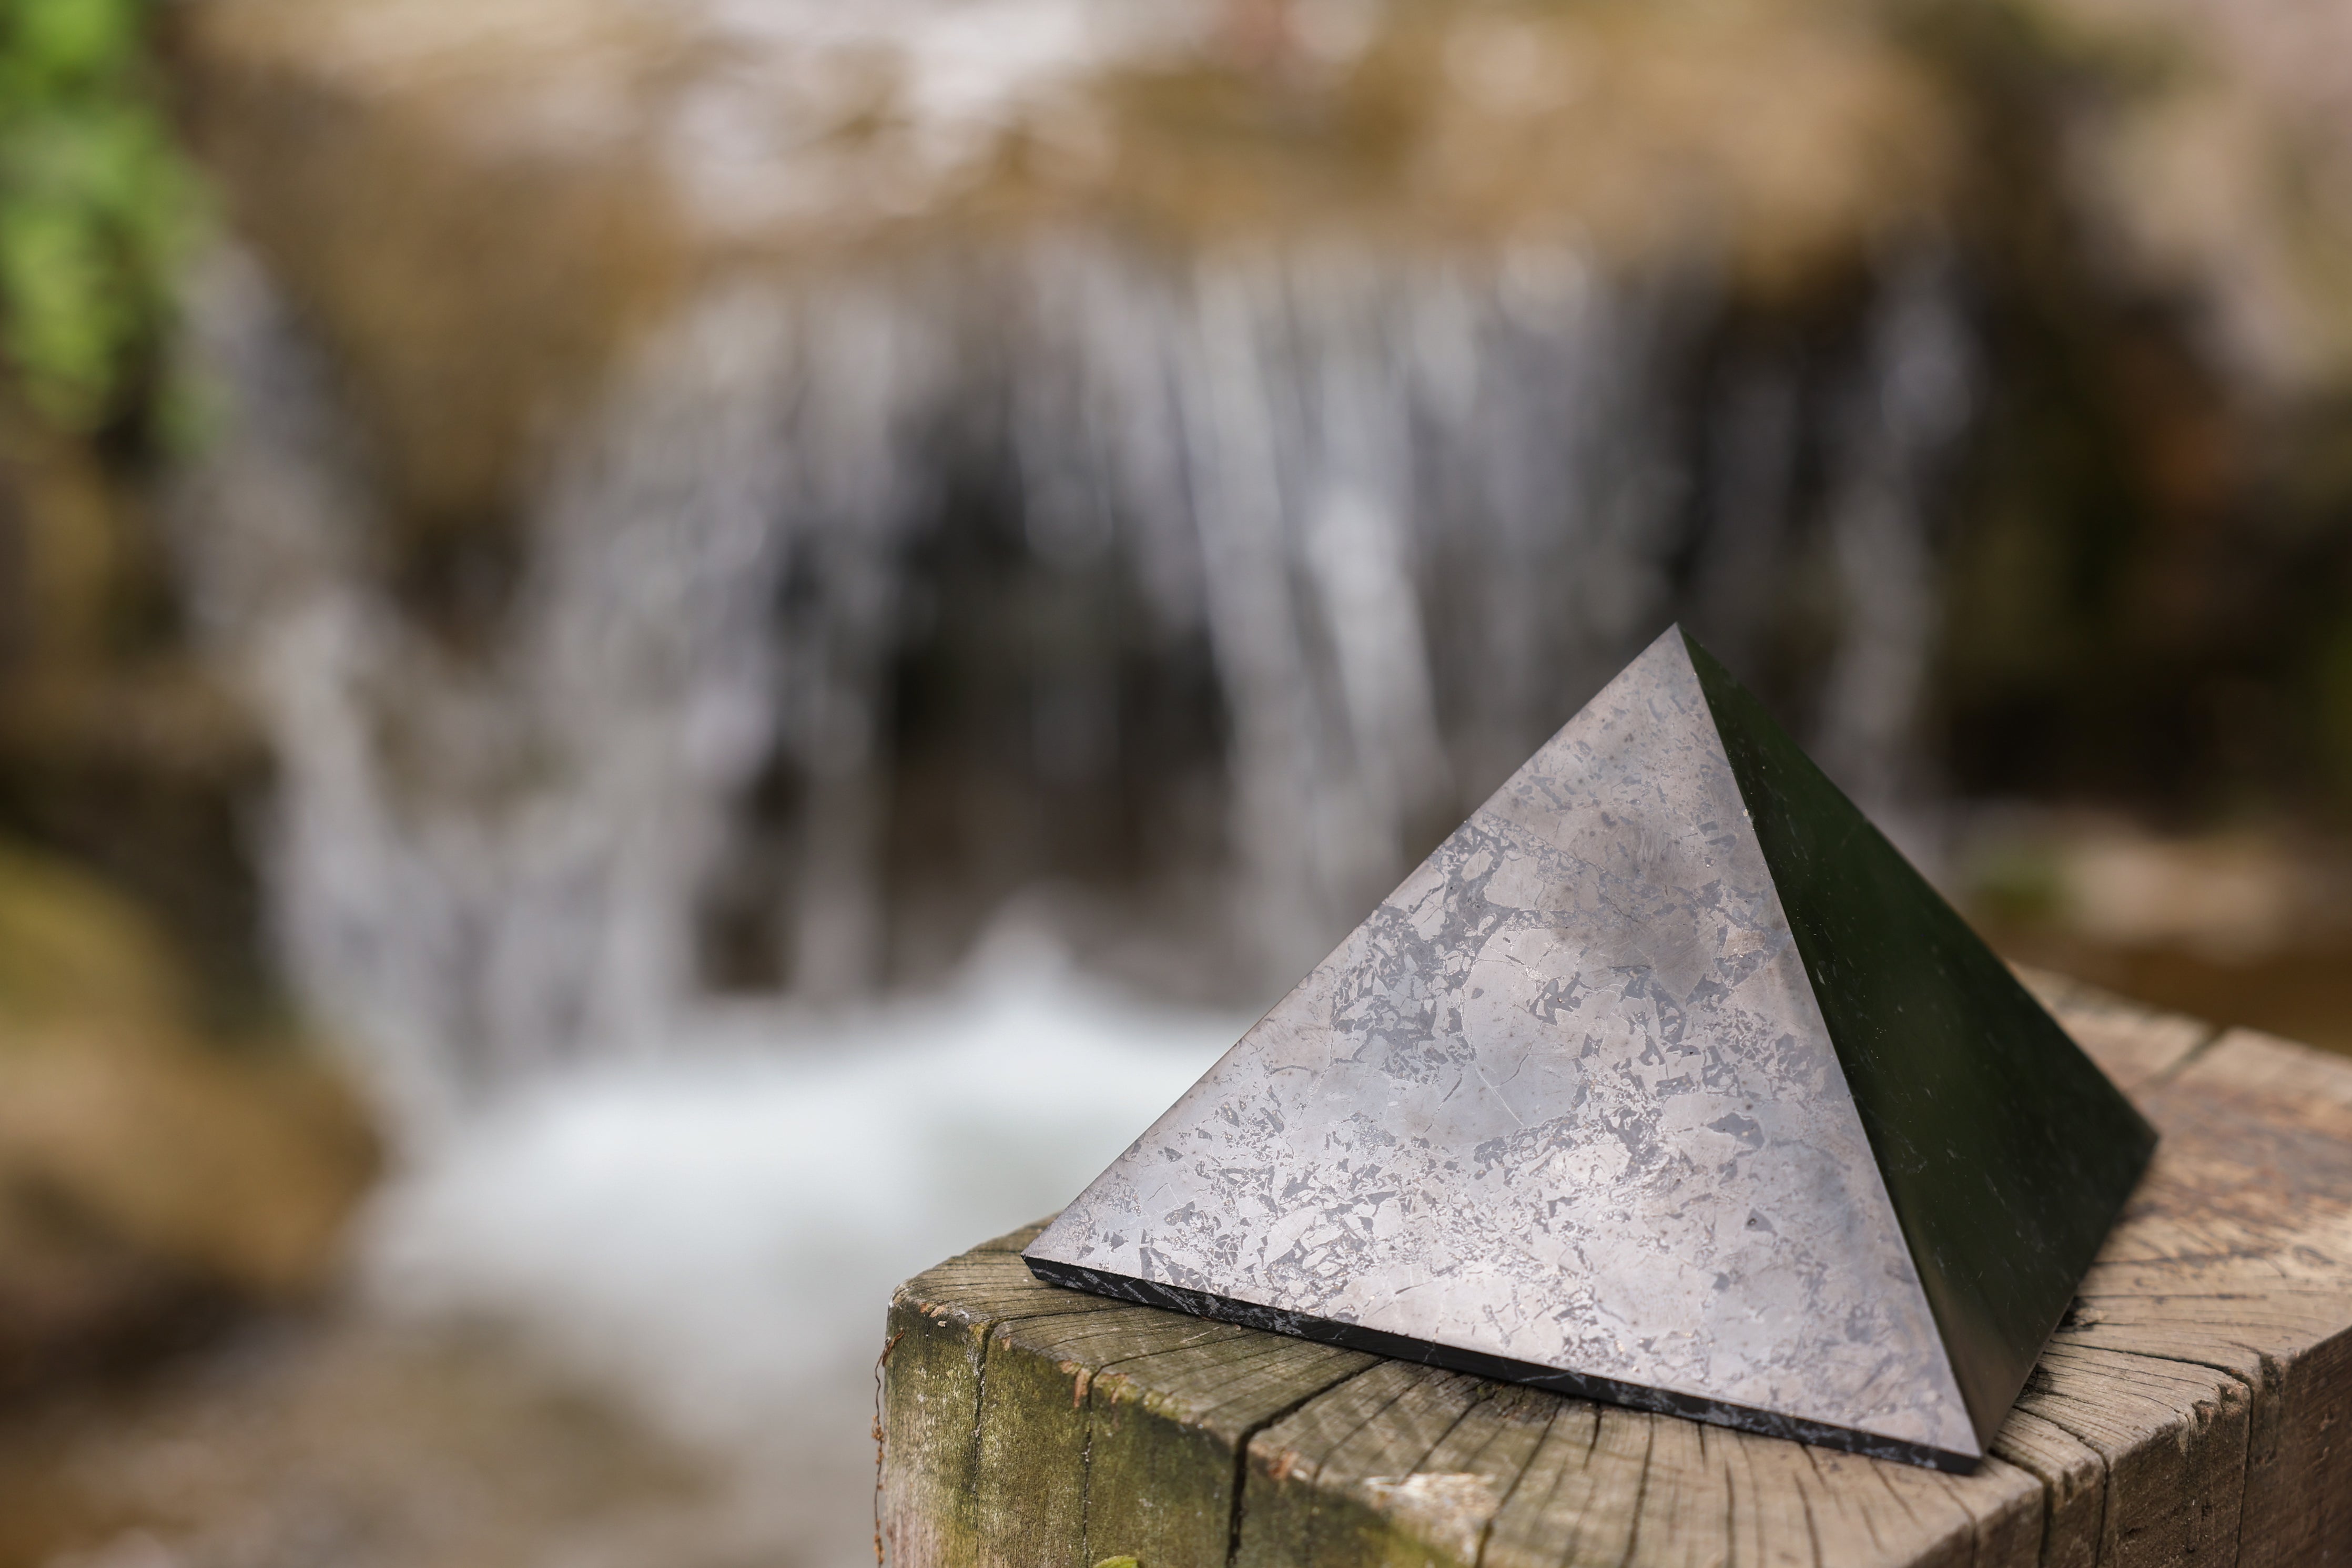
[1026,629,1981,1466]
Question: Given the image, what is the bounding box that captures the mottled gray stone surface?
[1028,628,1976,1461]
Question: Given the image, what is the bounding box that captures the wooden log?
[880,977,2352,1567]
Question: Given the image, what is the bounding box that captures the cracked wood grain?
[2014,1344,2249,1568]
[1083,1321,1375,1567]
[882,1221,1376,1568]
[2106,1029,2352,1568]
[1988,1409,2103,1568]
[881,993,2352,1568]
[1237,1368,2042,1568]
[1235,1359,1498,1567]
[880,1223,1127,1567]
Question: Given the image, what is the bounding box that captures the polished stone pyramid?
[1025,626,2156,1472]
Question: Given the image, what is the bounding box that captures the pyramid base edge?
[1020,1251,1984,1475]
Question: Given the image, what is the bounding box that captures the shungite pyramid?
[1025,626,2156,1472]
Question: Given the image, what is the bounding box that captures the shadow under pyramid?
[1025,625,2155,1472]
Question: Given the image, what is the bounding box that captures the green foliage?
[0,0,201,433]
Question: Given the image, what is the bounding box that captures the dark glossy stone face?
[1686,633,2158,1441]
[1027,626,2155,1471]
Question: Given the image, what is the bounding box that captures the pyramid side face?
[1686,634,2159,1445]
[1030,629,1976,1459]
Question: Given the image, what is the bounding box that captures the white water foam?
[359,928,1242,1562]
[360,927,1240,1443]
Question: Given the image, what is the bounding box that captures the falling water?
[174,232,1968,1131]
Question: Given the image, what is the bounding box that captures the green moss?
[0,839,190,1033]
[0,0,203,434]
[2315,615,2352,815]
[1967,836,2070,926]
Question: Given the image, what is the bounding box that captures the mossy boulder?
[0,843,374,1387]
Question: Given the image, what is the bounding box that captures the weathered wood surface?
[879,973,2352,1567]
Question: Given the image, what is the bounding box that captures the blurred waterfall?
[175,237,1968,1129]
[1035,241,1682,983]
[1813,254,1974,851]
